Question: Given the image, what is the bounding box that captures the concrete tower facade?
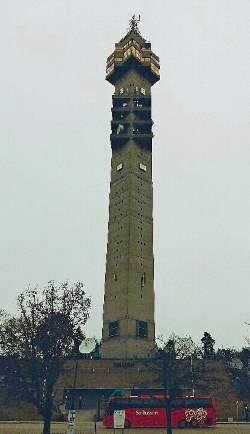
[101,18,160,359]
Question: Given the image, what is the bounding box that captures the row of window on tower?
[109,320,148,338]
[116,162,147,172]
[113,124,152,136]
[111,96,152,145]
[113,109,151,121]
[113,272,146,287]
[118,86,146,96]
[113,98,151,110]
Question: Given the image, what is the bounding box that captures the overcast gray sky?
[0,0,249,349]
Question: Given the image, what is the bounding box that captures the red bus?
[103,395,216,428]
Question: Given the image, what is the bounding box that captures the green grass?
[0,422,250,434]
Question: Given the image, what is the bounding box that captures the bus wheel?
[124,419,131,428]
[178,420,186,428]
[190,419,199,428]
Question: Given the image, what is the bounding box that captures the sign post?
[67,409,76,434]
[114,409,125,429]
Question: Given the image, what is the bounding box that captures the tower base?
[100,336,155,359]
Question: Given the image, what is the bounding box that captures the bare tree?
[165,334,202,360]
[0,281,90,434]
[152,338,190,433]
[216,347,237,366]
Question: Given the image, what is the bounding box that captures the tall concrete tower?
[101,17,160,359]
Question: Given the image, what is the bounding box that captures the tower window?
[116,124,125,134]
[139,163,147,172]
[113,273,117,281]
[141,272,146,288]
[134,99,143,108]
[109,321,119,337]
[119,88,124,95]
[140,87,146,95]
[136,320,148,338]
[116,163,123,171]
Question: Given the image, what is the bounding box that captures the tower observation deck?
[101,18,160,359]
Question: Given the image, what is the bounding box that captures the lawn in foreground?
[0,422,249,434]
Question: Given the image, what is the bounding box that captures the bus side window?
[107,405,112,415]
[176,399,185,408]
[116,399,128,409]
[185,399,210,408]
[144,399,154,408]
[171,400,177,410]
[129,399,141,408]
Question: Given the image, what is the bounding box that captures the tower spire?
[128,14,141,34]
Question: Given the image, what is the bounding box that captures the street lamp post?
[244,403,249,422]
[236,401,239,422]
[165,397,172,434]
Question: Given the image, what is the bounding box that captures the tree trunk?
[166,400,172,434]
[43,410,52,434]
[42,368,56,434]
[43,420,50,434]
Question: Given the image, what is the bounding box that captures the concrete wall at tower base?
[55,358,155,403]
[100,336,155,359]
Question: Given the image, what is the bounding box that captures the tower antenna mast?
[129,14,141,34]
